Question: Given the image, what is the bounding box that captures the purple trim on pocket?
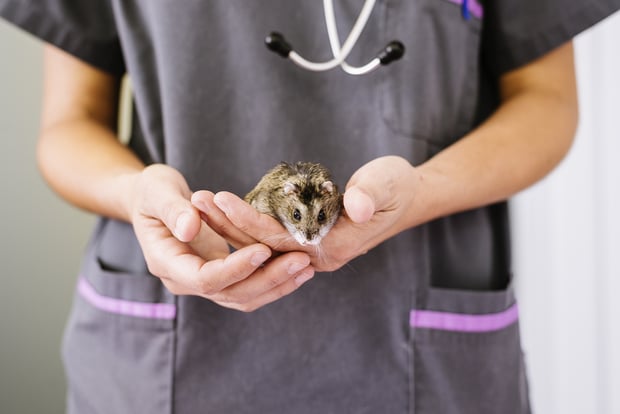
[410,303,519,333]
[77,277,176,320]
[444,0,484,19]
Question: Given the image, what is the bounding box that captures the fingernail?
[288,262,308,275]
[251,252,271,267]
[295,269,314,286]
[174,212,193,241]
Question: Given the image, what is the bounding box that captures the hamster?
[244,162,342,246]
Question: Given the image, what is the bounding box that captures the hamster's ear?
[283,181,298,195]
[321,181,335,193]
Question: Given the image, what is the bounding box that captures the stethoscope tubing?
[268,0,402,75]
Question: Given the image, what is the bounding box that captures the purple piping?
[410,303,519,333]
[78,277,176,320]
[445,0,484,19]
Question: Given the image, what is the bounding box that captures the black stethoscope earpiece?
[265,32,293,58]
[377,41,405,65]
[265,0,404,75]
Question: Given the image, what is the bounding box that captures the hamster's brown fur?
[244,162,342,245]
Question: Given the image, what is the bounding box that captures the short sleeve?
[481,0,620,76]
[0,0,125,76]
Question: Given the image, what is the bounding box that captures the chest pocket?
[379,0,483,147]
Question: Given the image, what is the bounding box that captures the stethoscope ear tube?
[265,0,404,75]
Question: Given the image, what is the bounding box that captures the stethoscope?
[265,0,405,75]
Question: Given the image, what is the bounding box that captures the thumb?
[343,156,409,224]
[169,206,201,243]
[343,186,376,224]
[137,165,202,243]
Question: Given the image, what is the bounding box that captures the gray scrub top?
[2,1,619,413]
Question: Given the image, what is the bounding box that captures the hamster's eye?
[317,209,326,223]
[293,209,302,221]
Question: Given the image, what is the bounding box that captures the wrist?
[403,163,451,228]
[114,169,144,222]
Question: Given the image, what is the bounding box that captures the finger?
[156,241,273,296]
[227,267,315,312]
[191,190,258,249]
[212,191,297,251]
[161,252,314,312]
[212,251,311,305]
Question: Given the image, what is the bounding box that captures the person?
[1,0,618,412]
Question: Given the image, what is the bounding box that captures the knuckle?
[322,263,341,272]
[211,293,233,305]
[212,290,251,307]
[195,278,219,296]
[145,259,166,279]
[235,220,252,235]
[241,305,256,313]
[216,220,237,235]
[274,288,290,301]
[318,250,350,272]
[229,293,251,306]
[269,236,290,251]
[235,303,258,313]
[229,267,249,283]
[266,276,282,289]
[322,260,344,272]
[161,280,183,295]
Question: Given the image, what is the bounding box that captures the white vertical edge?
[593,12,620,414]
[513,12,620,412]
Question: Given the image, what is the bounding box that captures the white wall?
[0,20,96,413]
[513,12,620,414]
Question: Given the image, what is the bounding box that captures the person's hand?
[192,156,420,271]
[128,164,315,312]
